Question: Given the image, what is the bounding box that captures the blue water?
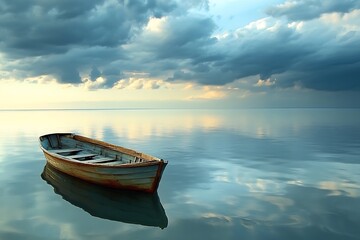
[0,109,359,240]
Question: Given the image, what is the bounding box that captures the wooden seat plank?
[100,161,123,165]
[83,157,116,164]
[50,148,83,154]
[68,153,97,159]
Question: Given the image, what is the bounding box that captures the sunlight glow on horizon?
[0,78,235,109]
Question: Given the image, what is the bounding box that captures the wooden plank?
[100,161,123,165]
[83,158,116,164]
[68,153,97,159]
[73,135,144,159]
[48,135,60,148]
[50,148,83,154]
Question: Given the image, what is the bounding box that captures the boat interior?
[40,134,149,165]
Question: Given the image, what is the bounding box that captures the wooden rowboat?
[41,164,168,228]
[39,133,168,193]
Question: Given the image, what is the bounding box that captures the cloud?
[1,1,129,56]
[113,78,165,90]
[273,10,360,91]
[0,0,359,93]
[90,66,101,81]
[255,79,276,87]
[129,7,360,91]
[266,0,360,21]
[0,0,183,83]
[164,10,360,91]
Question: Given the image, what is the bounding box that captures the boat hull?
[40,133,167,193]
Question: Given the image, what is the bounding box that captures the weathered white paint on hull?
[40,133,167,193]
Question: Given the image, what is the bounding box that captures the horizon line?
[1,106,360,112]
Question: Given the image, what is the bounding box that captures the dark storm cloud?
[222,26,311,82]
[277,62,360,91]
[0,0,119,56]
[156,16,217,59]
[163,17,360,91]
[120,0,359,92]
[90,66,101,81]
[266,0,360,21]
[158,6,360,91]
[0,0,182,84]
[0,0,359,92]
[55,65,81,84]
[273,29,360,91]
[0,0,179,55]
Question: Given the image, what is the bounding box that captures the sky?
[0,0,359,109]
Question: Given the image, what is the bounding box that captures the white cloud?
[320,9,360,34]
[113,78,166,90]
[255,78,276,87]
[145,16,168,33]
[83,77,107,90]
[245,18,270,30]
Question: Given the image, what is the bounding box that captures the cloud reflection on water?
[0,109,359,239]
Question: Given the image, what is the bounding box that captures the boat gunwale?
[39,133,168,169]
[40,146,166,169]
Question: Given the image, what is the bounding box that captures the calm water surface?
[0,109,359,240]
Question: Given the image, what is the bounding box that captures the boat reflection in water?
[41,164,168,229]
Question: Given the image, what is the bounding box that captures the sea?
[0,108,359,240]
